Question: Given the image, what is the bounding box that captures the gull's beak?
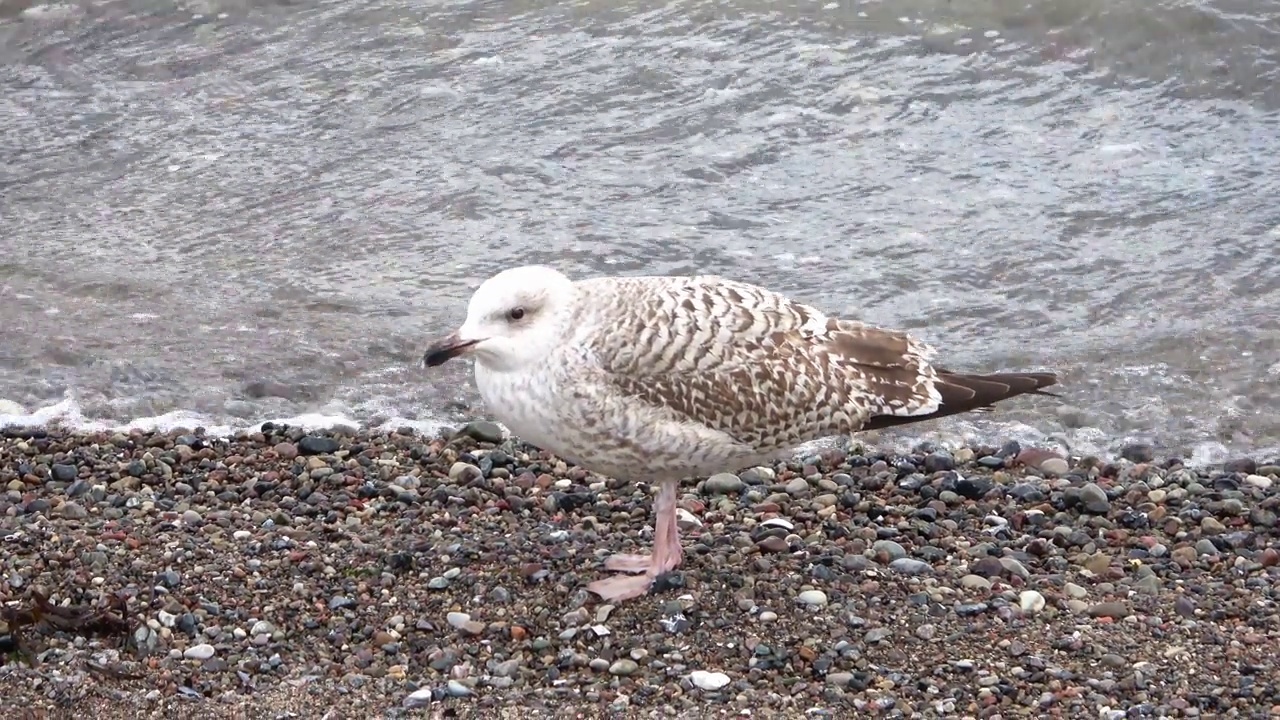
[422,330,482,368]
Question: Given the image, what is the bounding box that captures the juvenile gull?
[423,265,1058,602]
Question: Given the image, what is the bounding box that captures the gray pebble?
[872,540,908,562]
[50,463,78,483]
[704,472,744,494]
[1079,483,1111,514]
[889,558,932,576]
[609,659,639,676]
[784,477,810,496]
[329,595,357,610]
[446,679,473,697]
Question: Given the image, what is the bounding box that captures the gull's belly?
[473,363,769,479]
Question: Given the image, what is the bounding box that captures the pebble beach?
[2,422,1279,719]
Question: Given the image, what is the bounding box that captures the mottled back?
[569,274,942,454]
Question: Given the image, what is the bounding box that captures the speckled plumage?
[435,266,1049,481]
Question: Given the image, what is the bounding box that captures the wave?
[1,392,1269,471]
[0,393,449,440]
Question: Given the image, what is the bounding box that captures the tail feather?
[861,371,1058,431]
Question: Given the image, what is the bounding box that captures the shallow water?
[2,0,1278,463]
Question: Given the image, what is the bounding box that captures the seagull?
[423,265,1057,602]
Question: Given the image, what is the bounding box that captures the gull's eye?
[507,307,526,321]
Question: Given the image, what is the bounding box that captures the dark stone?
[1007,484,1045,502]
[550,492,593,512]
[1120,443,1156,463]
[970,556,1005,578]
[384,548,414,571]
[954,477,993,500]
[50,463,78,483]
[298,436,340,455]
[923,453,955,473]
[913,507,938,522]
[462,421,505,444]
[1223,457,1257,475]
[126,460,147,478]
[996,441,1021,458]
[976,456,1005,469]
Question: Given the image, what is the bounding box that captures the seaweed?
[0,589,134,667]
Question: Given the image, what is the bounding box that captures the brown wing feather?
[859,371,1059,431]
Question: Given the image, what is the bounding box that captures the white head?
[423,265,576,372]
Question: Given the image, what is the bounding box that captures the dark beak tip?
[422,337,479,368]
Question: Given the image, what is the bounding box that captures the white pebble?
[1245,474,1272,490]
[760,517,794,531]
[183,643,215,660]
[403,687,433,708]
[1019,590,1046,613]
[446,612,472,629]
[797,590,829,607]
[689,670,731,690]
[233,530,252,540]
[758,610,778,622]
[676,507,702,529]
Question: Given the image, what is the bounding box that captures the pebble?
[889,558,932,576]
[1079,482,1111,514]
[797,590,828,607]
[872,539,908,562]
[183,643,216,660]
[608,659,639,676]
[1019,590,1046,613]
[689,670,731,690]
[704,472,744,494]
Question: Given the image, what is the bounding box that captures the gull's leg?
[589,479,683,601]
[603,480,682,573]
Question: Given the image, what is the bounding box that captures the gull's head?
[423,265,576,372]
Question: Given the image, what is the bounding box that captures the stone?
[462,421,505,444]
[298,435,340,455]
[889,558,932,576]
[609,659,639,676]
[689,670,730,690]
[1019,590,1046,613]
[184,643,216,660]
[50,463,78,483]
[1079,483,1111,514]
[797,590,828,607]
[872,540,908,563]
[1120,443,1155,463]
[704,473,745,494]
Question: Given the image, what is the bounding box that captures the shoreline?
[2,422,1279,717]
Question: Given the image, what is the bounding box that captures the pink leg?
[589,480,683,601]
